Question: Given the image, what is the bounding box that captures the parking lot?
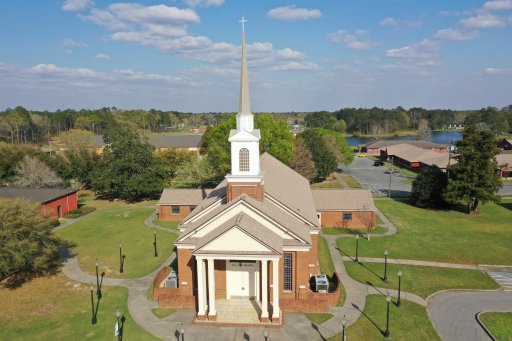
[340,156,413,197]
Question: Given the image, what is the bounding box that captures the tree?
[355,205,376,241]
[91,124,164,200]
[304,111,337,129]
[256,114,294,165]
[61,149,103,188]
[314,128,354,165]
[299,130,337,179]
[200,116,235,176]
[0,199,63,286]
[56,129,95,150]
[444,125,501,214]
[173,156,216,188]
[14,155,63,188]
[289,139,317,182]
[332,119,347,133]
[155,149,198,180]
[410,165,448,208]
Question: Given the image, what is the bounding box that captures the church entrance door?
[226,260,258,299]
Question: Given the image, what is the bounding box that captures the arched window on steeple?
[239,148,249,172]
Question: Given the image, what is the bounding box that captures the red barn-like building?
[0,187,78,218]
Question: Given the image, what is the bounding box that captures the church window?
[284,253,293,291]
[239,148,250,172]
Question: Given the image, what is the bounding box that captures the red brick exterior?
[319,210,376,228]
[177,248,195,296]
[42,192,78,218]
[159,205,193,221]
[227,181,264,202]
[214,260,227,299]
[153,266,195,308]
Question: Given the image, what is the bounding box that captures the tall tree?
[92,124,164,200]
[444,125,501,214]
[299,129,337,179]
[0,199,62,286]
[411,165,448,208]
[173,157,216,188]
[289,139,317,182]
[14,155,63,188]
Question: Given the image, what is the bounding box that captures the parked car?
[373,161,384,167]
[385,168,399,174]
[358,153,367,158]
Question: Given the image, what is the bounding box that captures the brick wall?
[309,234,319,276]
[320,210,376,228]
[159,205,192,221]
[153,266,196,308]
[227,182,264,202]
[214,260,226,299]
[177,248,195,296]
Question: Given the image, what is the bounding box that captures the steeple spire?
[237,16,253,131]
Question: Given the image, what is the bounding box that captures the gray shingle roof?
[158,188,213,205]
[311,189,376,211]
[147,135,202,148]
[0,187,78,204]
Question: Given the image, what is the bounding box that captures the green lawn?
[480,312,512,341]
[0,274,158,341]
[57,208,177,278]
[322,226,387,235]
[344,262,499,299]
[78,190,157,211]
[311,181,344,189]
[319,236,335,276]
[305,313,333,324]
[152,220,180,229]
[340,175,362,188]
[151,307,178,319]
[337,199,512,265]
[328,295,440,341]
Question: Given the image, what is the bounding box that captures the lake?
[346,131,462,146]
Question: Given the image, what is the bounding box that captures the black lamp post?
[90,282,96,325]
[119,241,124,273]
[397,270,402,307]
[95,258,102,299]
[355,234,360,263]
[116,307,122,341]
[385,295,391,338]
[153,228,158,257]
[342,316,347,341]
[383,249,389,283]
[180,328,185,341]
[263,328,269,341]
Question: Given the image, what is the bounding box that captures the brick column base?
[208,314,217,321]
[260,316,270,323]
[196,314,207,321]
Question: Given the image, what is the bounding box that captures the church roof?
[193,213,283,255]
[312,189,376,211]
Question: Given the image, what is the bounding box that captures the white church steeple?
[226,18,264,202]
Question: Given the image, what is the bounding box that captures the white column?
[196,258,206,316]
[261,260,268,318]
[272,259,280,319]
[203,259,208,312]
[207,258,216,316]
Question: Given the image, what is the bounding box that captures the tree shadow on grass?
[335,246,356,262]
[352,303,384,335]
[359,262,384,282]
[497,201,512,212]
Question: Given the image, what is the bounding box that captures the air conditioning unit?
[315,274,329,293]
[165,271,178,289]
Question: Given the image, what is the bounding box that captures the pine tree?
[411,165,447,208]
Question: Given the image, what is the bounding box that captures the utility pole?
[388,156,393,198]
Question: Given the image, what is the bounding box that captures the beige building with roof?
[382,143,454,170]
[153,25,345,325]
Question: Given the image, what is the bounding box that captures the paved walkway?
[341,257,480,270]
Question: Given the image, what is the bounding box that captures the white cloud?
[95,53,111,60]
[277,48,304,59]
[461,14,506,28]
[108,3,200,25]
[267,5,322,21]
[386,39,440,59]
[62,38,88,48]
[184,0,225,8]
[484,67,512,75]
[434,28,480,41]
[328,30,377,50]
[272,61,320,71]
[62,0,93,12]
[380,17,398,26]
[483,0,512,11]
[80,8,128,30]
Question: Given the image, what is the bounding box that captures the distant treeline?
[1,105,511,144]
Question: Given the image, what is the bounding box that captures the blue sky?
[0,0,511,112]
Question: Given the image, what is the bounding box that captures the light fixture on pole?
[397,270,402,307]
[90,282,96,325]
[383,249,389,283]
[385,295,391,338]
[355,234,360,263]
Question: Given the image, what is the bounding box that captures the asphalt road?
[340,157,412,197]
[428,291,512,341]
[341,156,512,197]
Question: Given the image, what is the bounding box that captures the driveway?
[340,157,412,197]
[428,291,512,341]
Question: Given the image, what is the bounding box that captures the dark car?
[385,168,399,174]
[373,161,384,167]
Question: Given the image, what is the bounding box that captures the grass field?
[0,274,157,341]
[480,312,512,341]
[152,220,180,229]
[328,295,440,341]
[344,262,499,299]
[340,174,362,188]
[337,199,512,265]
[57,208,177,278]
[311,181,343,189]
[151,307,178,319]
[305,313,333,324]
[78,190,157,211]
[322,226,387,235]
[318,236,345,305]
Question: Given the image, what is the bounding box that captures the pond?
[346,131,462,146]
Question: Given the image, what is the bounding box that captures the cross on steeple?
[239,16,247,32]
